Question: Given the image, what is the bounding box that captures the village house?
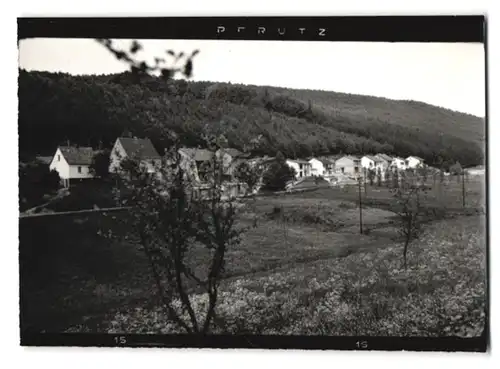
[215,148,249,179]
[405,156,425,169]
[390,156,407,171]
[335,155,361,176]
[178,147,215,182]
[361,155,382,170]
[375,153,393,163]
[49,145,96,188]
[362,155,391,176]
[109,137,162,175]
[286,159,312,179]
[309,157,336,177]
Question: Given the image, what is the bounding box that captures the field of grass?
[20,176,487,335]
[102,215,486,337]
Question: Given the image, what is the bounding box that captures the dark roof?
[314,157,336,165]
[36,156,53,165]
[288,159,310,164]
[407,156,424,161]
[337,155,360,162]
[118,137,161,160]
[327,154,343,162]
[58,146,95,165]
[375,153,393,162]
[179,148,214,162]
[249,156,276,165]
[364,155,384,163]
[218,148,243,158]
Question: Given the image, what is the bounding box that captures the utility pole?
[363,168,367,195]
[358,176,363,234]
[462,168,466,208]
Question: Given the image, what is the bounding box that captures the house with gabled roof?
[178,147,215,182]
[49,145,97,187]
[309,157,336,177]
[375,153,393,163]
[286,159,312,179]
[361,155,379,169]
[361,154,389,173]
[335,155,361,176]
[109,137,162,174]
[390,156,407,170]
[215,148,250,178]
[405,156,425,169]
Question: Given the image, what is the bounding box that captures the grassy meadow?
[20,176,487,336]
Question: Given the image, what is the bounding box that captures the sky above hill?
[18,38,486,117]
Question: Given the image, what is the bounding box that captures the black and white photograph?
[17,16,488,351]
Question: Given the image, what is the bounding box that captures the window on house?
[299,164,303,170]
[341,167,345,173]
[354,166,359,173]
[57,155,60,162]
[78,166,82,173]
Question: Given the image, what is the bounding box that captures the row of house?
[47,136,426,188]
[285,154,425,179]
[48,137,251,189]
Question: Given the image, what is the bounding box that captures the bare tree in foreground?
[114,145,244,334]
[392,183,425,270]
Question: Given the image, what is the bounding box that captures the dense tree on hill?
[18,70,484,167]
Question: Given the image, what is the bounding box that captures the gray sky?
[18,38,485,117]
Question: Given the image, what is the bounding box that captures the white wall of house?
[361,156,375,169]
[49,148,71,179]
[391,158,406,170]
[109,139,161,174]
[335,157,361,176]
[406,157,424,169]
[109,139,127,173]
[68,164,93,179]
[286,160,311,179]
[309,158,325,177]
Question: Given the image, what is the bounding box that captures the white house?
[286,159,312,179]
[405,156,425,169]
[335,156,361,176]
[49,146,96,187]
[109,137,162,174]
[390,157,407,170]
[309,157,336,177]
[309,158,324,177]
[362,155,391,174]
[361,155,378,169]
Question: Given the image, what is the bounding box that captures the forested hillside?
[18,70,485,168]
